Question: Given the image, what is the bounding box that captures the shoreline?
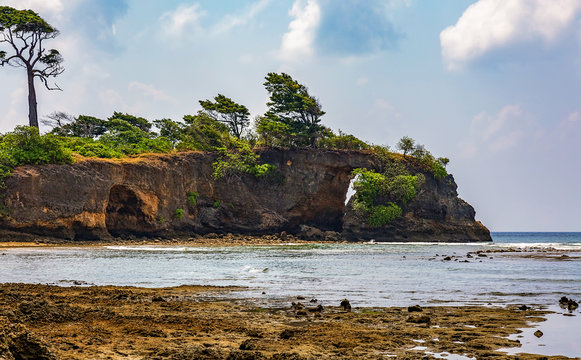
[0,283,575,360]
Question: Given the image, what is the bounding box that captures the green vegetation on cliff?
[351,159,425,228]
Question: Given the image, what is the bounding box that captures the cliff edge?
[0,149,491,242]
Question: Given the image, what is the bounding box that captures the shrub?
[318,130,369,150]
[351,166,424,227]
[212,142,276,180]
[212,201,220,209]
[175,208,184,219]
[0,126,73,165]
[0,126,74,189]
[187,192,198,207]
[367,203,402,228]
[59,137,124,158]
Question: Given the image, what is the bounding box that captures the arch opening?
[105,185,149,236]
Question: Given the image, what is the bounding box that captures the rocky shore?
[0,283,575,360]
[1,149,491,242]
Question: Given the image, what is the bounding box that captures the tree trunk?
[27,68,38,128]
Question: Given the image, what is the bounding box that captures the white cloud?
[568,111,581,123]
[441,0,581,69]
[212,0,271,36]
[357,77,369,87]
[128,82,177,104]
[279,0,321,62]
[0,86,27,132]
[2,0,65,18]
[460,105,537,157]
[99,89,130,112]
[160,4,206,38]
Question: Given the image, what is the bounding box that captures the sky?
[1,0,580,231]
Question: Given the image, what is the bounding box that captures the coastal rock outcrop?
[0,149,491,242]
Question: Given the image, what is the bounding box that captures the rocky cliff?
[0,149,491,242]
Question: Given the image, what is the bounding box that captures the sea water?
[0,232,579,307]
[1,232,580,357]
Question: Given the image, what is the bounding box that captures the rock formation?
[0,149,491,242]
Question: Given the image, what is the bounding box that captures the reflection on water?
[499,306,581,358]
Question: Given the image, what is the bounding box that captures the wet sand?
[0,283,576,359]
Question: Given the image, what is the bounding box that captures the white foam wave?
[241,265,269,274]
[490,243,581,251]
[104,246,190,252]
[370,242,491,246]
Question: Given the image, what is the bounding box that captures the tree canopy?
[199,94,250,139]
[397,136,415,155]
[0,6,64,128]
[262,72,325,147]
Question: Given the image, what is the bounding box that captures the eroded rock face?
[343,170,491,242]
[0,149,491,242]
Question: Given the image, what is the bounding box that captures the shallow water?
[1,232,579,308]
[499,305,581,358]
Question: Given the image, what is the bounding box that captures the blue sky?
[1,0,580,231]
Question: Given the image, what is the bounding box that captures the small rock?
[559,296,570,305]
[280,329,296,339]
[443,256,452,261]
[518,305,530,311]
[309,304,324,313]
[291,302,304,310]
[408,305,423,312]
[407,314,431,324]
[340,299,351,312]
[239,339,259,350]
[534,330,543,338]
[296,296,305,300]
[309,298,318,303]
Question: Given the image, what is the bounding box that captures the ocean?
[1,232,579,308]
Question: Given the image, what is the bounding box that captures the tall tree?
[0,6,64,128]
[397,136,415,155]
[263,72,325,147]
[199,94,250,138]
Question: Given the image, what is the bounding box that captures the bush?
[0,126,73,165]
[0,126,74,189]
[212,142,276,180]
[59,137,124,158]
[175,208,184,219]
[187,192,198,207]
[351,165,424,227]
[368,203,402,228]
[318,132,369,150]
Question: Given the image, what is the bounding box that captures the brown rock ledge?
[1,149,491,242]
[0,284,570,360]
